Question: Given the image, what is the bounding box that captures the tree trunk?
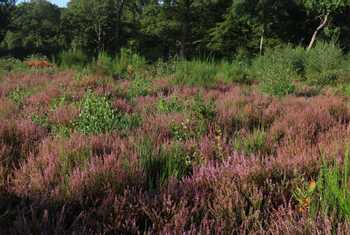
[115,0,125,51]
[307,13,329,52]
[259,32,264,55]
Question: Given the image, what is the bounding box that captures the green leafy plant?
[8,88,31,105]
[127,76,151,99]
[305,41,343,86]
[252,46,299,96]
[75,90,140,134]
[75,90,119,134]
[157,96,184,113]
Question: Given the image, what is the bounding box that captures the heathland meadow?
[1,43,350,233]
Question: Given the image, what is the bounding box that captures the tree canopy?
[1,0,350,59]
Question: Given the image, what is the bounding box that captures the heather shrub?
[173,60,218,87]
[58,49,89,69]
[0,98,18,119]
[305,42,343,86]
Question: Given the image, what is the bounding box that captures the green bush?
[157,96,184,113]
[8,87,32,105]
[75,90,140,134]
[305,42,343,86]
[0,58,27,76]
[114,48,147,78]
[173,60,218,87]
[127,76,151,99]
[216,61,250,84]
[75,90,119,134]
[92,52,115,76]
[58,49,89,69]
[252,46,300,96]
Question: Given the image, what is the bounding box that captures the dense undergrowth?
[2,43,350,233]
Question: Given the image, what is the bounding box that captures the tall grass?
[310,153,350,222]
[58,49,89,69]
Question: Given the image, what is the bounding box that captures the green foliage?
[157,96,184,113]
[173,60,218,87]
[138,138,191,190]
[308,153,350,222]
[2,0,61,53]
[8,87,31,105]
[93,52,115,76]
[127,76,151,99]
[232,129,269,155]
[191,94,216,122]
[58,49,89,69]
[31,114,50,129]
[75,90,117,134]
[170,119,192,141]
[216,61,250,84]
[304,42,344,86]
[114,48,147,78]
[75,90,140,134]
[252,46,300,96]
[303,0,349,15]
[0,58,27,75]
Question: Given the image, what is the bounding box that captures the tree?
[2,0,61,55]
[207,0,306,57]
[0,0,16,42]
[303,0,349,51]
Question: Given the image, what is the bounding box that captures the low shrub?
[251,46,299,96]
[75,90,141,134]
[114,48,147,78]
[58,49,89,69]
[75,90,119,134]
[305,42,344,86]
[156,96,184,113]
[216,61,250,84]
[173,60,218,87]
[0,58,27,75]
[127,77,151,99]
